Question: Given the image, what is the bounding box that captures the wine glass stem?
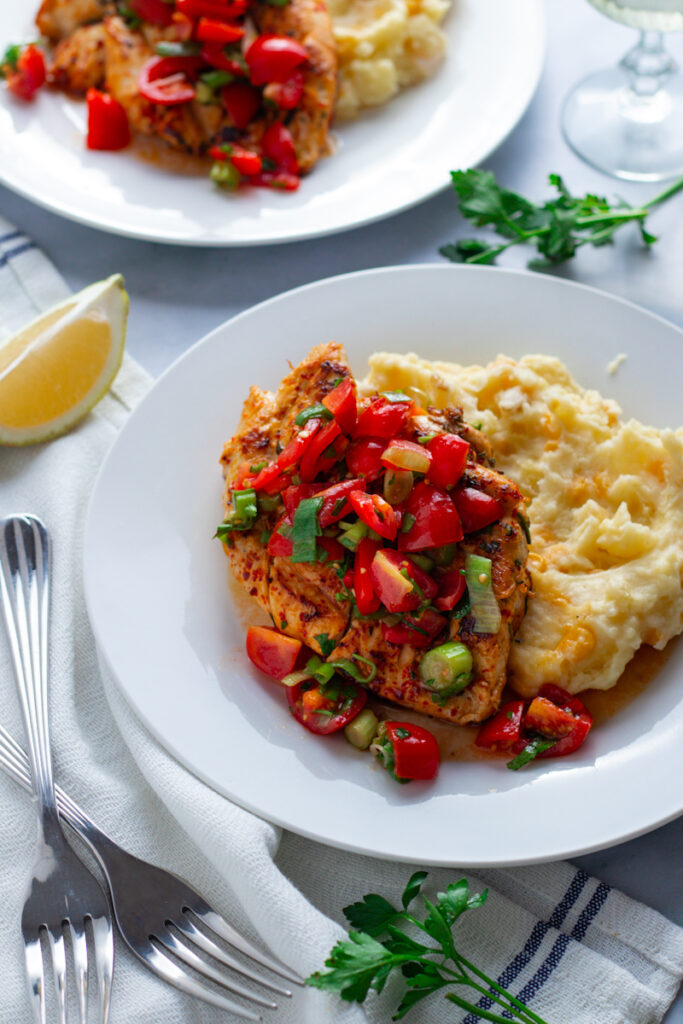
[621,31,677,97]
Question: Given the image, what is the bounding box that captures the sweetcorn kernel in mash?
[362,352,683,697]
[329,0,450,119]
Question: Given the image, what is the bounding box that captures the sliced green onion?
[506,737,557,771]
[419,642,472,697]
[339,520,368,552]
[429,543,457,566]
[329,654,377,684]
[291,497,322,563]
[200,69,234,89]
[258,493,281,513]
[211,161,240,189]
[381,391,410,403]
[281,669,313,688]
[401,513,416,534]
[215,488,257,537]
[409,553,434,573]
[384,469,413,505]
[345,708,379,749]
[417,433,438,444]
[156,40,201,56]
[295,403,332,426]
[465,554,501,635]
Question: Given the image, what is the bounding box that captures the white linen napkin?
[1,218,682,1024]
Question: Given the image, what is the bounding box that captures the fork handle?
[0,515,59,829]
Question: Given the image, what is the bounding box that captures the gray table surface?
[2,0,682,1019]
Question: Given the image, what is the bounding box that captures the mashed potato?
[363,352,683,697]
[329,0,450,119]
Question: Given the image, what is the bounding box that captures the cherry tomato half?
[246,625,301,680]
[287,680,366,735]
[355,397,412,439]
[138,55,201,105]
[378,722,440,781]
[86,89,131,150]
[475,700,525,750]
[452,487,504,534]
[398,482,463,552]
[427,434,469,489]
[245,34,308,86]
[345,437,386,481]
[533,685,593,759]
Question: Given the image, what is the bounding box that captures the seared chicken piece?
[251,0,337,173]
[36,0,109,41]
[48,22,107,94]
[220,344,354,656]
[103,16,207,153]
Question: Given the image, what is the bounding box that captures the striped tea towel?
[0,215,682,1024]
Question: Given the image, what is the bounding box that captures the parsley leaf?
[440,168,683,268]
[343,893,399,936]
[315,633,336,658]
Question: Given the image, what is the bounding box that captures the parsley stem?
[642,173,683,209]
[447,991,539,1024]
[457,954,550,1024]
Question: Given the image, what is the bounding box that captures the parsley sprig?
[440,169,683,268]
[307,872,550,1024]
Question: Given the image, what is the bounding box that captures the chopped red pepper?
[196,17,245,43]
[382,608,446,648]
[5,44,46,101]
[270,417,321,477]
[299,420,343,482]
[355,397,412,439]
[427,434,469,489]
[317,479,365,527]
[475,700,525,750]
[354,537,381,615]
[267,514,293,556]
[138,55,201,105]
[453,487,504,533]
[433,568,466,611]
[281,483,322,515]
[349,491,397,542]
[261,121,299,175]
[86,89,131,150]
[382,722,439,781]
[245,35,308,86]
[345,437,386,481]
[130,0,174,25]
[221,81,261,129]
[322,377,357,435]
[246,625,300,680]
[199,42,246,76]
[317,536,346,563]
[398,482,463,552]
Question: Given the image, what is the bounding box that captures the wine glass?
[562,1,683,180]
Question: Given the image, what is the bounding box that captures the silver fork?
[0,514,114,1024]
[0,723,303,1022]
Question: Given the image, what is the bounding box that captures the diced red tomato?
[349,491,397,541]
[86,89,131,150]
[382,608,446,648]
[176,0,248,19]
[370,549,437,613]
[246,625,300,680]
[252,170,300,191]
[260,121,299,175]
[281,483,322,515]
[221,81,260,129]
[354,537,381,615]
[381,439,431,474]
[433,568,466,611]
[245,34,308,86]
[265,69,304,110]
[398,482,463,552]
[322,377,357,435]
[130,0,174,25]
[138,55,201,105]
[475,700,525,750]
[299,420,343,482]
[287,680,366,735]
[345,437,386,481]
[209,143,261,176]
[200,42,246,76]
[533,685,593,759]
[427,434,469,489]
[452,487,504,534]
[5,44,46,101]
[267,515,293,556]
[196,17,244,43]
[317,479,365,527]
[317,536,346,563]
[233,461,256,490]
[355,397,412,439]
[383,722,439,780]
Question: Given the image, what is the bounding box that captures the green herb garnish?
[506,737,557,771]
[291,497,323,563]
[440,168,683,269]
[315,633,336,658]
[215,488,258,538]
[295,403,333,426]
[307,873,550,1024]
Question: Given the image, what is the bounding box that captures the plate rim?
[84,264,683,866]
[0,1,545,246]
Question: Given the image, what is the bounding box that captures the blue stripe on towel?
[462,870,594,1024]
[0,229,23,245]
[0,241,36,266]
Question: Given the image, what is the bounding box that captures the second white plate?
[84,265,683,866]
[0,0,544,245]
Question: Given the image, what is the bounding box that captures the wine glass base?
[562,67,683,181]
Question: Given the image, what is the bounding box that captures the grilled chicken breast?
[221,343,531,724]
[37,0,110,41]
[48,23,107,93]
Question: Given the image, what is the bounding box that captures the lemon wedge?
[0,275,129,446]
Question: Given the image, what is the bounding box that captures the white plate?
[84,266,683,866]
[0,0,544,245]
